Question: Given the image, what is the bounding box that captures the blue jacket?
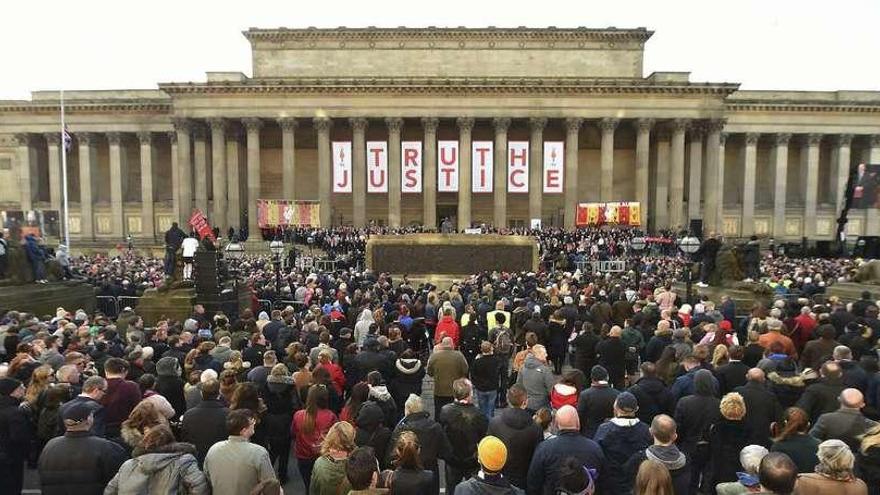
[670,368,718,401]
[594,418,652,494]
[527,430,606,495]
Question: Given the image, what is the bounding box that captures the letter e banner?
[543,141,564,193]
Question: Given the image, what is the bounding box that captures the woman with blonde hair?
[797,439,868,495]
[309,420,356,495]
[856,424,880,495]
[711,344,729,368]
[218,369,238,404]
[634,459,674,495]
[24,364,53,407]
[709,392,751,488]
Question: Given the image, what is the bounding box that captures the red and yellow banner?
[257,200,320,228]
[575,202,642,227]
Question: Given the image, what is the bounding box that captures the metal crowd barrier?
[314,260,337,272]
[117,296,141,311]
[576,260,628,273]
[96,296,119,318]
[257,299,272,315]
[273,299,308,312]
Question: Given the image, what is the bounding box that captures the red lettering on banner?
[441,167,455,187]
[475,147,490,166]
[440,146,457,165]
[480,169,487,187]
[404,148,419,166]
[404,169,418,188]
[510,169,525,188]
[369,147,384,166]
[369,170,386,188]
[509,147,527,165]
[335,171,349,189]
[546,170,560,189]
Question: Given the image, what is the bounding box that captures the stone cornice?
[0,100,171,114]
[727,100,880,114]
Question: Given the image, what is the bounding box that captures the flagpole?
[60,90,70,250]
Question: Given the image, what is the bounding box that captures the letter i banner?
[367,141,388,193]
[472,141,493,193]
[507,141,529,193]
[438,141,459,192]
[332,141,352,193]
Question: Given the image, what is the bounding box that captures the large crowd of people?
[0,225,878,495]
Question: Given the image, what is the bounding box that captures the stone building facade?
[1,27,879,243]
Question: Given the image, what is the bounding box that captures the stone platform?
[825,282,880,302]
[673,282,772,316]
[0,280,95,316]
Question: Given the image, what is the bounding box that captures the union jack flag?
[62,125,72,152]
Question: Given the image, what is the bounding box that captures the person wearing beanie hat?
[154,356,187,418]
[577,365,619,438]
[0,376,31,495]
[593,391,651,494]
[454,436,522,494]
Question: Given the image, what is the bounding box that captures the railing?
[256,299,272,315]
[575,260,628,273]
[117,296,141,311]
[314,259,337,272]
[95,296,119,318]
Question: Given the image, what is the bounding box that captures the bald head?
[441,336,454,349]
[840,388,865,409]
[650,414,677,445]
[555,405,580,431]
[746,368,765,383]
[609,325,622,338]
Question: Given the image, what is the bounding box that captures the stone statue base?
[136,287,197,326]
[673,281,773,317]
[0,280,95,316]
[825,282,878,303]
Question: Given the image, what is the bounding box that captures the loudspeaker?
[689,219,703,239]
[857,236,880,259]
[815,240,833,258]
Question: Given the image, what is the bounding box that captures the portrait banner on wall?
[472,141,493,193]
[507,141,529,193]
[543,141,564,193]
[401,141,422,193]
[257,200,320,227]
[332,141,352,193]
[575,201,642,227]
[367,141,388,193]
[438,140,459,192]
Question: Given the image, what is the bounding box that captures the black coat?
[390,358,425,409]
[0,394,32,467]
[570,331,599,375]
[180,399,229,465]
[856,445,880,495]
[155,375,186,419]
[596,337,627,387]
[388,467,434,495]
[645,334,672,364]
[487,407,543,489]
[628,376,674,425]
[577,385,619,438]
[796,377,846,422]
[714,361,750,396]
[735,381,783,447]
[438,402,489,470]
[37,431,128,495]
[387,411,452,495]
[674,393,720,455]
[708,419,752,487]
[470,354,501,392]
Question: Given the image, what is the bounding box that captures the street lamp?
[269,239,285,300]
[630,236,646,294]
[225,241,245,291]
[678,235,701,304]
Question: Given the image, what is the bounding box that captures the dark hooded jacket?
[387,411,452,495]
[625,444,691,495]
[438,400,489,470]
[708,418,752,488]
[673,369,720,455]
[594,417,652,494]
[487,407,543,489]
[355,401,392,469]
[390,358,425,408]
[155,357,186,419]
[796,376,846,422]
[628,376,674,425]
[38,430,129,495]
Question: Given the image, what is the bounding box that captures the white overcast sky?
[1,0,878,100]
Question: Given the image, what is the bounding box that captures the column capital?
[564,117,583,132]
[774,133,791,146]
[207,118,228,133]
[76,132,96,146]
[836,134,854,147]
[137,132,153,145]
[635,118,655,133]
[706,119,727,133]
[745,133,760,146]
[719,133,728,146]
[349,117,369,131]
[599,117,619,132]
[671,118,689,133]
[492,117,511,132]
[191,123,208,140]
[167,131,177,144]
[385,117,404,132]
[242,117,263,132]
[455,117,474,132]
[44,132,61,145]
[529,117,548,131]
[687,122,704,139]
[805,133,822,146]
[172,118,191,133]
[14,133,34,146]
[106,132,124,146]
[313,117,332,132]
[277,117,298,131]
[421,117,439,132]
[869,134,880,147]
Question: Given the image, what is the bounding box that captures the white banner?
[508,141,529,193]
[472,141,493,193]
[438,141,459,192]
[332,141,352,193]
[367,141,388,193]
[543,141,564,193]
[401,141,422,193]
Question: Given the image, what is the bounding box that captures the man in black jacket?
[181,378,229,466]
[796,360,846,422]
[0,378,32,495]
[734,368,783,447]
[673,369,720,494]
[487,385,542,490]
[38,403,128,495]
[596,326,627,389]
[627,362,674,425]
[715,345,750,395]
[438,378,489,492]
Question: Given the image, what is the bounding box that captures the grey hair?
[833,345,852,361]
[739,445,769,475]
[405,394,424,415]
[816,439,855,479]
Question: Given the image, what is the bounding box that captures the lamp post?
[224,241,245,292]
[678,235,701,305]
[269,239,284,301]
[630,236,646,294]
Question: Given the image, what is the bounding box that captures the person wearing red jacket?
[434,307,461,348]
[291,385,338,489]
[314,350,345,396]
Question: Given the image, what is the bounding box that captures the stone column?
[564,118,583,228]
[716,133,728,232]
[528,117,547,223]
[192,124,209,216]
[76,132,97,239]
[243,118,263,238]
[635,119,653,227]
[669,119,687,230]
[456,117,474,231]
[14,134,36,212]
[741,133,759,237]
[278,118,297,201]
[107,132,128,237]
[226,126,243,232]
[207,118,227,232]
[703,120,724,234]
[314,117,332,227]
[834,134,853,214]
[654,132,671,230]
[687,124,704,222]
[350,118,368,228]
[867,135,880,236]
[44,133,62,211]
[422,117,439,229]
[599,118,619,202]
[803,134,822,238]
[386,118,403,228]
[137,132,155,239]
[493,117,510,228]
[174,119,192,226]
[771,133,791,238]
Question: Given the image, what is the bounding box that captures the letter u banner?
[367,141,388,193]
[332,141,352,193]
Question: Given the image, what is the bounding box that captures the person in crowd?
[427,336,469,420]
[671,354,719,401]
[758,318,797,360]
[354,401,392,470]
[594,392,652,494]
[248,351,278,385]
[628,362,674,425]
[489,312,514,407]
[346,446,386,495]
[626,414,690,495]
[715,345,750,396]
[527,405,606,495]
[796,360,847,422]
[105,423,208,494]
[673,368,719,494]
[714,444,769,495]
[735,368,784,447]
[770,407,820,474]
[570,322,600,377]
[438,378,489,490]
[390,349,425,410]
[120,400,168,451]
[101,357,142,438]
[577,365,619,438]
[800,324,839,372]
[546,310,568,376]
[811,388,879,452]
[384,431,434,493]
[835,346,870,392]
[59,375,107,436]
[454,435,523,495]
[517,344,556,413]
[203,409,277,495]
[181,378,229,467]
[634,459,674,495]
[386,394,452,495]
[261,363,300,483]
[154,356,186,420]
[795,439,869,495]
[38,403,128,495]
[341,382,370,423]
[310,421,357,495]
[435,306,461,348]
[597,325,627,389]
[857,424,880,495]
[709,392,753,489]
[292,384,337,489]
[550,369,585,411]
[487,385,542,491]
[470,340,501,418]
[754,452,799,495]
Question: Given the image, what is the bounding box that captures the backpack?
[494,328,513,355]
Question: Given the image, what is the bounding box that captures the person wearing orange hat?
[453,435,523,494]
